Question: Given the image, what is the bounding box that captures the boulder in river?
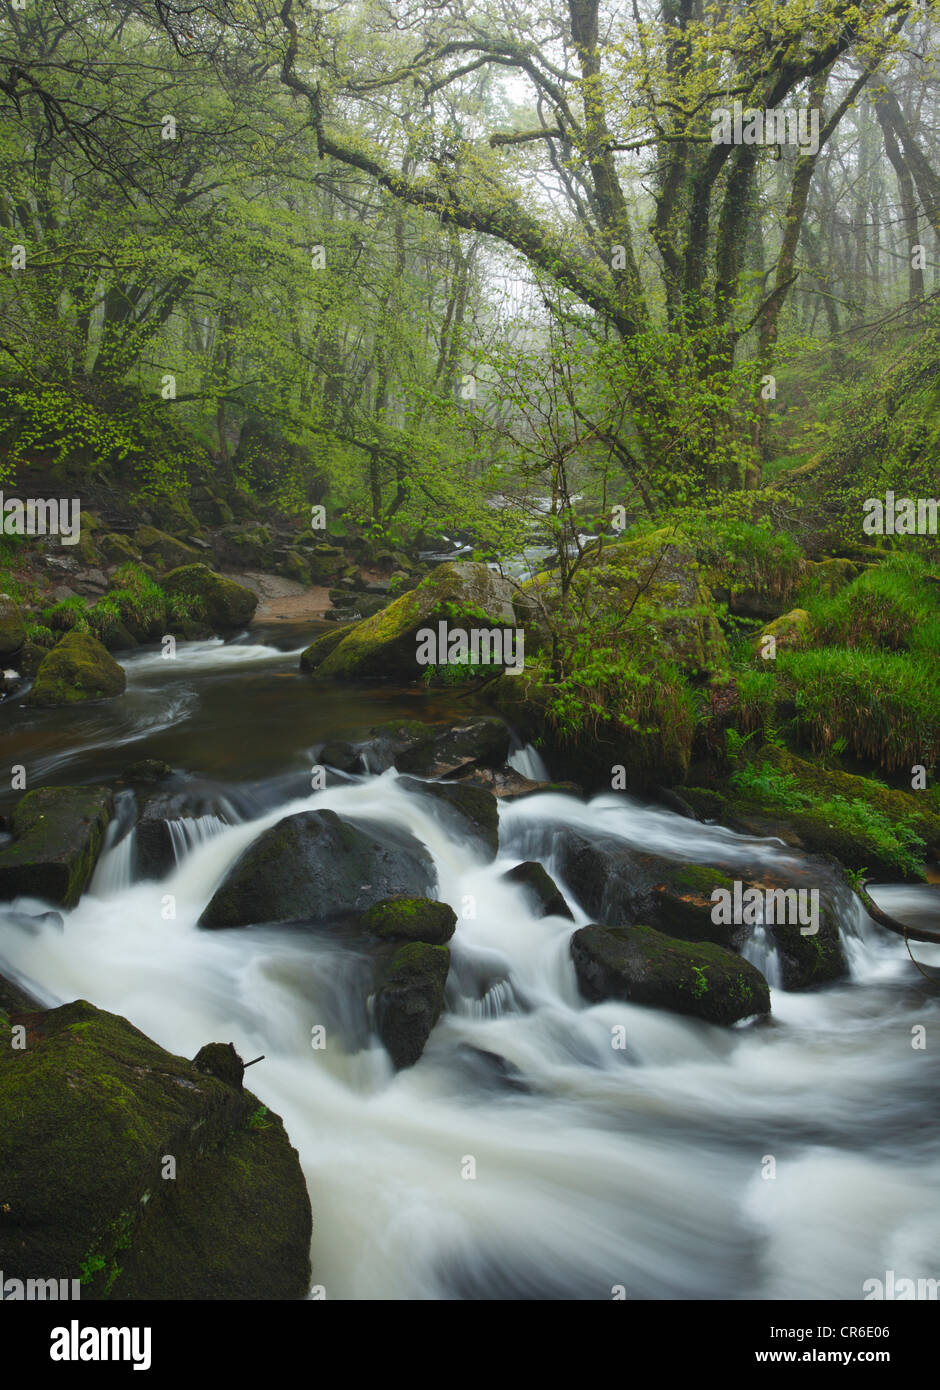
[557,832,746,949]
[502,861,573,919]
[570,924,771,1025]
[367,717,512,777]
[162,563,258,630]
[199,808,436,929]
[397,776,499,860]
[0,999,312,1299]
[300,622,359,672]
[360,897,457,945]
[0,785,114,907]
[314,561,517,681]
[25,630,126,707]
[374,942,450,1068]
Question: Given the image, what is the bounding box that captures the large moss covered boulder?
[374,942,450,1068]
[300,622,359,672]
[199,808,436,929]
[162,563,258,630]
[0,597,25,658]
[315,561,517,682]
[25,631,126,707]
[570,924,770,1025]
[0,999,311,1299]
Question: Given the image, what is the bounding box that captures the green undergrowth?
[729,759,927,878]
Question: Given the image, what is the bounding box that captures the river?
[1,628,938,1300]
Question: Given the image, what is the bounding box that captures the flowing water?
[2,632,939,1300]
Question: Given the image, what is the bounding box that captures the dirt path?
[229,571,333,623]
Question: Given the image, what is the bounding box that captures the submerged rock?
[374,942,450,1069]
[570,924,771,1025]
[0,999,311,1299]
[199,808,436,929]
[25,630,126,707]
[0,785,114,907]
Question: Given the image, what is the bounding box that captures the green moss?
[24,630,126,707]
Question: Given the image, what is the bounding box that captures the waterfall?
[2,769,937,1300]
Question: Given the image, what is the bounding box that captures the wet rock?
[366,717,511,778]
[360,896,457,945]
[318,740,365,774]
[24,631,126,707]
[502,861,573,919]
[0,785,114,907]
[199,808,436,929]
[0,999,311,1299]
[570,924,771,1025]
[557,832,745,949]
[397,777,499,860]
[122,759,174,783]
[374,942,450,1069]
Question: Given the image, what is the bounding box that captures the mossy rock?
[397,777,500,860]
[0,1000,311,1299]
[0,597,26,658]
[199,807,436,929]
[300,623,360,672]
[212,522,272,570]
[570,924,770,1025]
[307,544,347,586]
[134,525,202,571]
[317,561,517,682]
[100,533,142,566]
[373,942,450,1068]
[161,564,258,630]
[799,557,862,598]
[557,832,743,948]
[360,896,457,945]
[501,861,573,919]
[25,631,126,707]
[752,608,814,658]
[0,785,114,907]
